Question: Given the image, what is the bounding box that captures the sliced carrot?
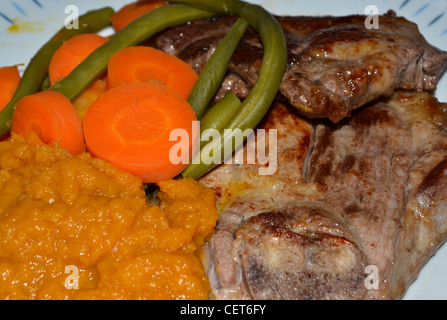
[106,46,198,100]
[11,91,85,155]
[72,76,107,120]
[48,33,108,120]
[83,82,198,183]
[110,0,167,32]
[48,33,108,85]
[0,65,21,112]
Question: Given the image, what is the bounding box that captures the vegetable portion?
[107,46,198,99]
[172,0,288,179]
[111,0,167,32]
[0,66,21,112]
[187,17,249,120]
[49,4,215,102]
[83,82,198,183]
[0,7,115,137]
[72,77,107,120]
[11,91,85,155]
[199,92,241,149]
[48,33,108,85]
[1,0,288,184]
[49,33,109,119]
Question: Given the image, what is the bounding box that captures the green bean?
[188,17,249,120]
[199,92,241,149]
[0,7,115,137]
[177,0,288,179]
[40,75,50,91]
[49,5,215,102]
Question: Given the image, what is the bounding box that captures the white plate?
[1,0,446,300]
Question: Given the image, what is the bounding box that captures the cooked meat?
[152,13,447,123]
[279,13,447,122]
[152,8,447,299]
[200,102,326,299]
[381,91,447,298]
[306,97,413,290]
[234,207,368,300]
[199,91,447,300]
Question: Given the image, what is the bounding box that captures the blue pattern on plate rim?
[0,0,46,27]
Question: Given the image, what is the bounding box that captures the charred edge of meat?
[152,12,447,124]
[234,208,368,300]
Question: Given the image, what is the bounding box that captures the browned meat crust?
[200,91,447,300]
[235,208,368,300]
[150,10,447,300]
[152,12,447,123]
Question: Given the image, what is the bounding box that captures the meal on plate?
[0,0,446,300]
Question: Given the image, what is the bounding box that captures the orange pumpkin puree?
[0,134,218,300]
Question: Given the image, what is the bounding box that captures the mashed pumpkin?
[0,134,218,300]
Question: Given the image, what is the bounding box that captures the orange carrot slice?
[72,76,107,120]
[0,65,21,112]
[110,0,167,32]
[106,46,198,100]
[11,91,86,155]
[83,81,198,183]
[48,33,108,85]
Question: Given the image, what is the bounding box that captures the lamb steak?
[199,91,447,299]
[149,9,447,299]
[152,12,447,123]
